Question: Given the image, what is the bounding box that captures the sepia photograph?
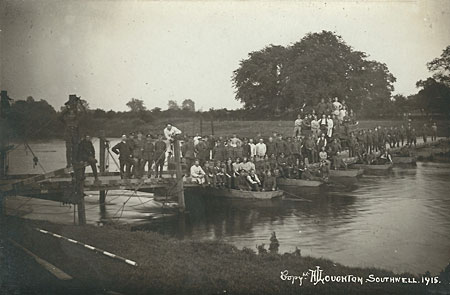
[1,0,450,294]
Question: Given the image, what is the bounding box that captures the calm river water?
[4,139,450,275]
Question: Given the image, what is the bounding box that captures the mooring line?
[35,228,138,267]
[280,189,313,202]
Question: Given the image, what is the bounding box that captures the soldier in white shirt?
[248,138,256,158]
[293,114,303,137]
[255,138,267,161]
[190,160,206,185]
[164,123,182,141]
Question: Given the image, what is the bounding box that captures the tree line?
[2,31,449,140]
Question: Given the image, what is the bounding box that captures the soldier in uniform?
[410,128,417,146]
[142,135,154,178]
[182,137,196,175]
[133,132,145,178]
[77,134,99,182]
[372,128,379,153]
[265,137,277,159]
[421,124,428,143]
[431,123,437,141]
[154,134,167,178]
[399,125,406,146]
[366,129,373,154]
[127,132,136,177]
[112,135,132,179]
[59,94,86,167]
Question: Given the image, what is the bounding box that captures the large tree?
[126,98,146,112]
[415,78,450,115]
[181,99,196,111]
[426,45,450,87]
[232,31,396,114]
[415,45,450,115]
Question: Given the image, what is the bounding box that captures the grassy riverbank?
[4,217,443,295]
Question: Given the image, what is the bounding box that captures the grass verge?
[4,216,443,294]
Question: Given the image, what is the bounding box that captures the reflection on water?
[5,140,450,275]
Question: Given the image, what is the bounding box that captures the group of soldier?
[348,122,438,160]
[59,94,439,190]
[111,124,181,179]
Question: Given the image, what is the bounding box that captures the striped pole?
[36,228,138,267]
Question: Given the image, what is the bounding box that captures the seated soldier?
[203,161,215,187]
[277,153,288,177]
[300,165,313,180]
[377,149,393,165]
[263,170,277,191]
[190,160,206,185]
[214,161,225,188]
[246,169,262,191]
[237,170,252,191]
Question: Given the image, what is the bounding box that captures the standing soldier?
[348,132,357,157]
[275,135,287,157]
[112,135,132,179]
[154,134,167,178]
[393,127,400,147]
[316,98,328,117]
[195,137,209,166]
[431,123,437,141]
[316,133,327,158]
[406,125,412,145]
[59,94,86,167]
[304,135,316,164]
[127,132,136,177]
[366,129,373,154]
[293,114,303,137]
[265,137,276,159]
[292,137,302,165]
[77,134,99,182]
[399,125,406,146]
[182,137,196,175]
[142,135,154,178]
[421,124,428,143]
[133,132,145,178]
[378,126,386,151]
[357,130,366,153]
[373,128,379,153]
[255,138,267,161]
[410,128,417,146]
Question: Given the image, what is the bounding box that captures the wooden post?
[99,130,106,205]
[74,162,86,225]
[0,149,5,218]
[200,114,203,136]
[210,118,214,136]
[173,138,185,212]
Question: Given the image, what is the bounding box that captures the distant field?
[94,117,450,138]
[144,119,450,138]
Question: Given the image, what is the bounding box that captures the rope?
[280,189,312,202]
[24,142,46,174]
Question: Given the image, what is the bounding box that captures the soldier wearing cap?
[154,134,167,178]
[59,94,86,167]
[112,135,132,179]
[142,134,154,178]
[77,134,99,182]
[133,131,145,178]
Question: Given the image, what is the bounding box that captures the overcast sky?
[1,0,450,111]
